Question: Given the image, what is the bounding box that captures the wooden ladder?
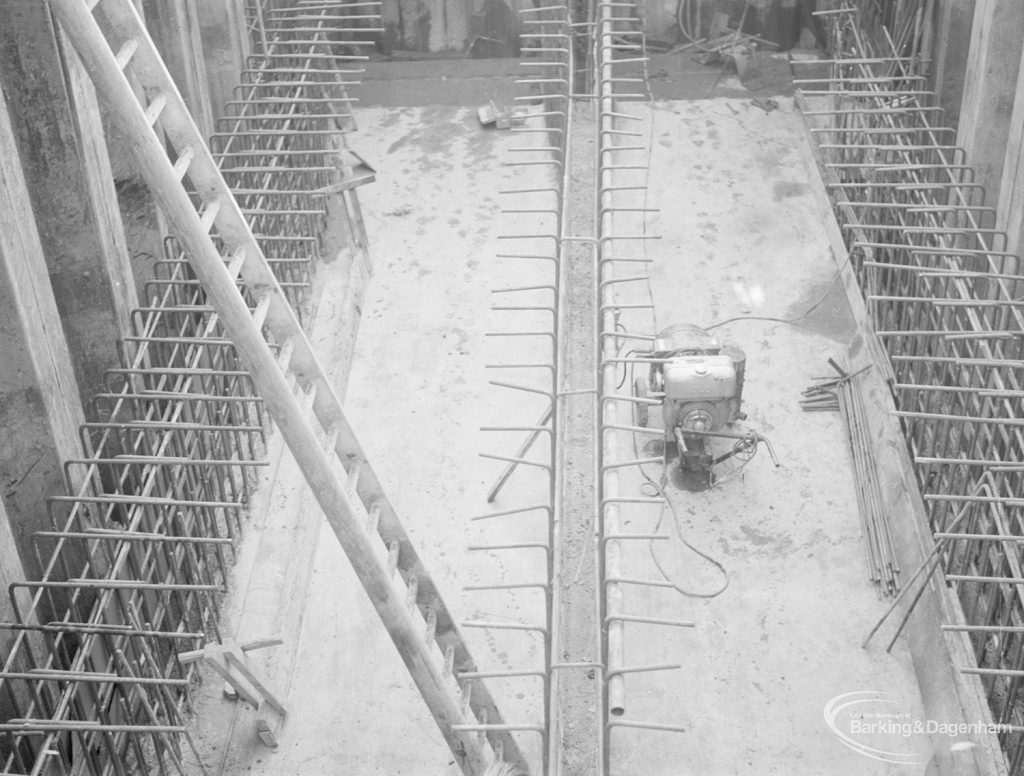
[46,1,527,773]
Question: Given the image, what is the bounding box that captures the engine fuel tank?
[662,355,737,401]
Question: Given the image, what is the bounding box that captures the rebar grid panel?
[801,3,1024,770]
[213,0,381,310]
[592,5,690,771]
[0,238,266,776]
[470,7,571,774]
[0,0,378,770]
[43,0,529,772]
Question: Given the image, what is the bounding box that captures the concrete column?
[142,0,216,138]
[0,1,136,413]
[0,87,88,581]
[196,0,250,127]
[956,0,1024,206]
[996,48,1024,259]
[931,0,976,125]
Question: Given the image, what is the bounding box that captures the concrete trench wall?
[377,0,820,54]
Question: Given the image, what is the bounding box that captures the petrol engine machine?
[632,323,779,487]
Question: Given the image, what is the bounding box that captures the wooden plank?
[956,0,1024,200]
[0,88,87,487]
[141,0,215,137]
[195,0,248,129]
[996,40,1024,268]
[59,28,139,338]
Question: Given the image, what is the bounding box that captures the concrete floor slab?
[603,98,935,774]
[195,91,949,775]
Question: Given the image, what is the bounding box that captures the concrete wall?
[956,0,1024,208]
[375,0,816,54]
[0,1,135,413]
[380,0,530,55]
[932,0,976,126]
[0,83,88,583]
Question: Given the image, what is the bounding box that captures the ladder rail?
[46,0,525,772]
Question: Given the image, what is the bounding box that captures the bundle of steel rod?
[799,361,871,412]
[799,4,1024,769]
[832,364,900,597]
[0,2,377,772]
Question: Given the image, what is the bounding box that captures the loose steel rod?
[462,622,547,634]
[915,457,1024,467]
[0,622,202,639]
[606,719,687,733]
[0,672,186,687]
[947,575,1024,584]
[469,505,552,521]
[603,577,673,588]
[33,531,233,545]
[604,615,694,627]
[0,723,186,734]
[486,406,554,502]
[605,664,682,678]
[933,533,1024,543]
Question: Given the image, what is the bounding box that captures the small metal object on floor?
[178,636,287,743]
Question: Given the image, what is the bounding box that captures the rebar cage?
[805,2,1024,771]
[0,1,377,773]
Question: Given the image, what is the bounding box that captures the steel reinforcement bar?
[800,3,1024,771]
[0,2,373,773]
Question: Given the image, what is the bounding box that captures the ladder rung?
[367,502,381,535]
[144,92,168,126]
[323,423,340,453]
[387,540,400,578]
[251,295,271,330]
[171,146,195,182]
[299,382,317,412]
[226,246,246,279]
[275,337,296,371]
[424,608,437,643]
[198,200,221,233]
[444,645,455,676]
[114,38,139,70]
[406,575,419,612]
[347,460,361,493]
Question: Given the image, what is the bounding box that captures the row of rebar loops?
[800,3,1024,771]
[467,6,573,775]
[215,0,383,311]
[0,0,380,771]
[0,237,267,776]
[593,3,693,773]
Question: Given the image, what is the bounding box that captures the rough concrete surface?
[603,98,939,774]
[195,104,552,775]
[192,88,954,774]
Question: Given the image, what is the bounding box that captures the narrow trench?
[555,100,600,774]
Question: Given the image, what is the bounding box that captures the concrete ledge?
[796,99,1008,776]
[189,219,373,765]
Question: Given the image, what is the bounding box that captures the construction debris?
[477,100,525,130]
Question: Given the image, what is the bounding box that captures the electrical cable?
[624,41,728,599]
[628,408,730,598]
[704,260,847,333]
